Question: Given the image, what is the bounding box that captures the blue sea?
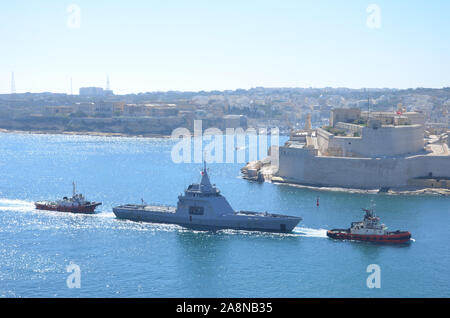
[0,132,449,298]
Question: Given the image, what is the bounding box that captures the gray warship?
[113,162,302,233]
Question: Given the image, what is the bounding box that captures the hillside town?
[0,87,449,137]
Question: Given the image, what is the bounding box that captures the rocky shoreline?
[241,160,450,196]
[0,128,171,139]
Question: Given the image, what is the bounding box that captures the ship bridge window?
[189,206,204,215]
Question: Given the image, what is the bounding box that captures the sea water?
[0,133,449,297]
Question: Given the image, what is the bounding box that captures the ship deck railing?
[118,204,176,213]
[236,210,301,219]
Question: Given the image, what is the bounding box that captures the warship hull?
[113,205,301,233]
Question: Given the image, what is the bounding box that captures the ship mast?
[200,160,214,193]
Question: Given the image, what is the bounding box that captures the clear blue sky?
[1,0,449,94]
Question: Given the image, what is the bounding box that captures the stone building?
[273,109,450,190]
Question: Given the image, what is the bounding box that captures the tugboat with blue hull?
[113,162,302,233]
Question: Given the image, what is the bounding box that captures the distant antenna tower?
[70,77,73,95]
[106,74,110,91]
[11,72,16,94]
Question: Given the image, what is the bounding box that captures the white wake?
[293,227,328,238]
[0,198,35,212]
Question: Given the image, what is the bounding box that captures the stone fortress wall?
[275,108,450,190]
[278,146,450,189]
[317,124,425,158]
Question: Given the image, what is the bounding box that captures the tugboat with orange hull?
[327,208,411,244]
[35,182,101,214]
